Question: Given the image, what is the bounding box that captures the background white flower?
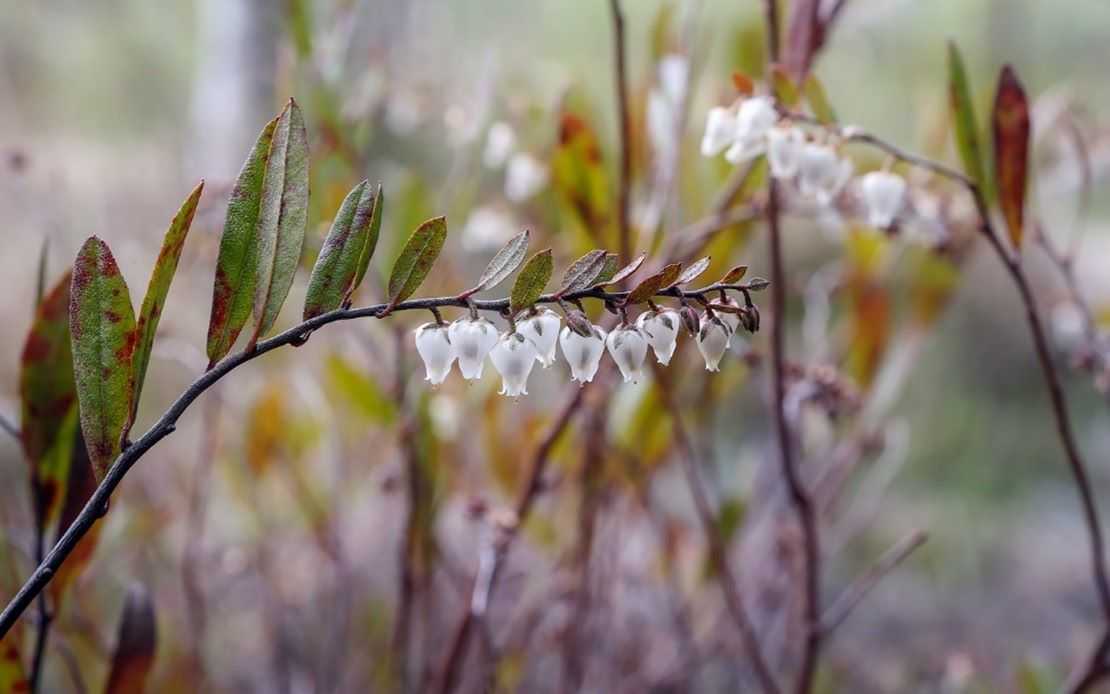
[505,152,549,202]
[859,170,907,228]
[768,126,805,179]
[799,143,853,205]
[724,96,777,164]
[483,120,517,169]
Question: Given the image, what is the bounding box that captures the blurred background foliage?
[3,0,1110,692]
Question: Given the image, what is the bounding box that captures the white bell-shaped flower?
[414,323,456,385]
[483,121,516,169]
[697,314,733,372]
[489,331,539,397]
[559,325,607,384]
[724,96,777,165]
[859,170,907,228]
[636,309,681,365]
[798,143,853,205]
[519,309,562,366]
[701,105,738,157]
[767,126,805,179]
[505,153,549,202]
[448,316,499,380]
[606,326,649,384]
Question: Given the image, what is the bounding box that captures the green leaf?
[103,584,157,694]
[34,237,49,309]
[627,264,680,304]
[770,65,800,107]
[510,249,553,313]
[324,354,396,424]
[130,181,203,432]
[947,41,987,190]
[467,229,530,295]
[803,73,837,124]
[590,252,620,287]
[596,252,646,288]
[252,98,310,344]
[70,237,137,481]
[20,271,77,522]
[557,249,609,295]
[352,183,384,295]
[746,277,770,291]
[388,216,448,306]
[992,65,1030,251]
[304,180,381,320]
[205,115,278,367]
[670,256,710,288]
[719,265,749,284]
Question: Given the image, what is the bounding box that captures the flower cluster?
[414,302,756,397]
[701,95,908,229]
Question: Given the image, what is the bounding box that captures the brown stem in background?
[609,0,633,265]
[392,327,419,694]
[819,530,927,635]
[434,386,586,694]
[28,505,49,694]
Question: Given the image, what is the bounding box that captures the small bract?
[697,314,733,372]
[559,324,607,384]
[519,309,562,367]
[489,331,539,397]
[448,316,499,380]
[859,170,907,228]
[414,323,456,385]
[606,326,649,384]
[636,308,681,365]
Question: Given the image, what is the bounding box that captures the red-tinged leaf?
[50,428,99,604]
[670,256,710,288]
[467,229,530,295]
[551,112,610,232]
[387,216,448,306]
[596,252,646,288]
[252,98,310,343]
[657,263,682,289]
[732,72,754,97]
[129,181,203,433]
[770,65,800,108]
[557,249,609,295]
[947,41,987,190]
[103,584,157,694]
[510,249,553,314]
[0,639,27,694]
[304,180,381,319]
[206,115,278,366]
[34,237,49,309]
[70,237,137,482]
[992,65,1030,250]
[803,73,837,124]
[719,265,749,284]
[627,264,680,304]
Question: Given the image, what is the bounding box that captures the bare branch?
[819,530,927,635]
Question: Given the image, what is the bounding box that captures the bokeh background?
[3,0,1110,691]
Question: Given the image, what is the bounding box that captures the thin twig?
[819,530,927,635]
[656,368,782,694]
[0,413,19,442]
[610,0,633,265]
[28,507,49,693]
[434,386,586,694]
[392,327,418,694]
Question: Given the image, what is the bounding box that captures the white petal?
[505,153,549,202]
[483,121,517,169]
[799,143,837,198]
[696,317,732,372]
[605,327,649,384]
[724,135,766,165]
[767,126,805,179]
[817,155,854,206]
[735,96,777,142]
[700,106,737,157]
[559,326,607,383]
[712,297,742,335]
[658,54,689,106]
[489,332,539,397]
[860,171,907,228]
[636,309,680,365]
[449,317,499,380]
[519,309,562,366]
[414,323,456,385]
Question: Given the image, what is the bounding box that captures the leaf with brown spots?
[556,249,609,296]
[129,181,203,435]
[252,98,310,344]
[20,271,77,523]
[205,115,278,367]
[593,252,645,288]
[669,256,710,288]
[992,65,1030,250]
[50,427,99,604]
[304,180,382,319]
[387,216,448,306]
[103,584,157,694]
[464,229,530,296]
[719,265,748,284]
[70,237,137,482]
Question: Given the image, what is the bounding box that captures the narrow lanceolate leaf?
[993,65,1030,251]
[352,183,384,295]
[947,41,986,190]
[206,116,278,366]
[803,74,837,124]
[70,238,137,481]
[510,249,553,314]
[103,584,158,694]
[596,252,646,288]
[304,180,381,320]
[130,181,203,432]
[670,256,711,288]
[466,229,530,295]
[627,264,680,304]
[252,98,310,344]
[388,216,448,306]
[20,271,76,520]
[557,249,609,295]
[720,265,749,284]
